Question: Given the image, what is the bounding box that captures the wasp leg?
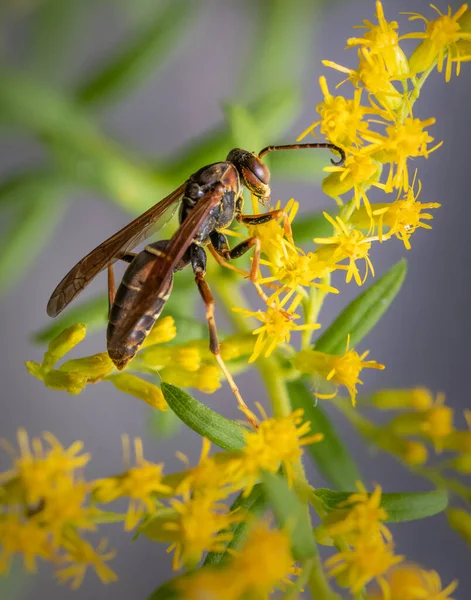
[209,231,289,319]
[190,244,259,429]
[237,210,294,243]
[107,264,116,317]
[107,253,137,316]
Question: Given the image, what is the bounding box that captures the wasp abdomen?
[107,242,174,370]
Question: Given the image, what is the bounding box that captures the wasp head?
[227,148,270,205]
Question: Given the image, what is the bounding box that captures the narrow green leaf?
[288,380,361,490]
[0,69,169,213]
[77,1,194,107]
[224,104,263,154]
[161,383,246,451]
[203,485,266,566]
[292,209,337,243]
[262,472,317,560]
[147,581,181,600]
[315,259,407,354]
[0,170,66,210]
[33,295,108,343]
[0,193,67,299]
[314,488,449,522]
[31,0,85,83]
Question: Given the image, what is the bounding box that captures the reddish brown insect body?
[47,142,344,426]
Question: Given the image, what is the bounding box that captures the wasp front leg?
[190,243,258,429]
[209,231,290,318]
[237,210,294,244]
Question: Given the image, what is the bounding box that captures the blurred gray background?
[1,0,470,598]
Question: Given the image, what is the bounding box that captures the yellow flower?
[164,495,241,570]
[0,428,90,506]
[232,409,323,491]
[245,198,298,267]
[366,563,458,599]
[142,315,177,347]
[261,248,338,312]
[176,568,239,600]
[177,522,295,599]
[404,4,471,81]
[293,337,385,406]
[229,521,294,595]
[0,513,55,574]
[321,484,391,544]
[42,324,87,370]
[175,439,235,501]
[314,213,374,285]
[298,76,375,148]
[371,387,435,411]
[234,303,320,362]
[363,117,441,191]
[160,364,222,394]
[107,373,168,411]
[56,535,117,589]
[322,153,384,215]
[386,393,454,452]
[326,537,404,594]
[36,479,98,546]
[352,182,440,249]
[347,1,409,77]
[447,508,471,547]
[323,48,403,111]
[93,436,172,530]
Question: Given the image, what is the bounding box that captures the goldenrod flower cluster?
[16,2,471,597]
[0,412,321,588]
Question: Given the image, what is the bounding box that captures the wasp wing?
[47,184,186,317]
[114,183,225,340]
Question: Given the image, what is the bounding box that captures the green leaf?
[315,259,407,354]
[203,485,266,566]
[314,488,449,522]
[288,380,361,490]
[292,209,337,243]
[261,472,317,560]
[147,581,181,600]
[33,295,108,343]
[76,0,194,107]
[0,193,68,299]
[224,104,263,154]
[161,383,246,451]
[0,69,169,213]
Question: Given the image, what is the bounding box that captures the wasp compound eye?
[227,148,270,198]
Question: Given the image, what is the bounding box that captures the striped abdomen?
[107,243,173,370]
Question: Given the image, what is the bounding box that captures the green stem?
[214,278,338,599]
[398,61,437,122]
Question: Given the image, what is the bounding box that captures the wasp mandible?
[47,142,344,426]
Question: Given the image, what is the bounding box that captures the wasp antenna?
[258,142,345,165]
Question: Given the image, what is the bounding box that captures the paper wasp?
[47,142,344,425]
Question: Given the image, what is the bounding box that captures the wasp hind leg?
[107,253,137,316]
[190,244,259,429]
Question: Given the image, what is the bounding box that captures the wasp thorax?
[226,148,270,200]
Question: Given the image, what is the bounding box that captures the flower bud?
[60,352,114,381]
[109,373,168,411]
[447,508,471,546]
[371,388,433,411]
[42,324,87,370]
